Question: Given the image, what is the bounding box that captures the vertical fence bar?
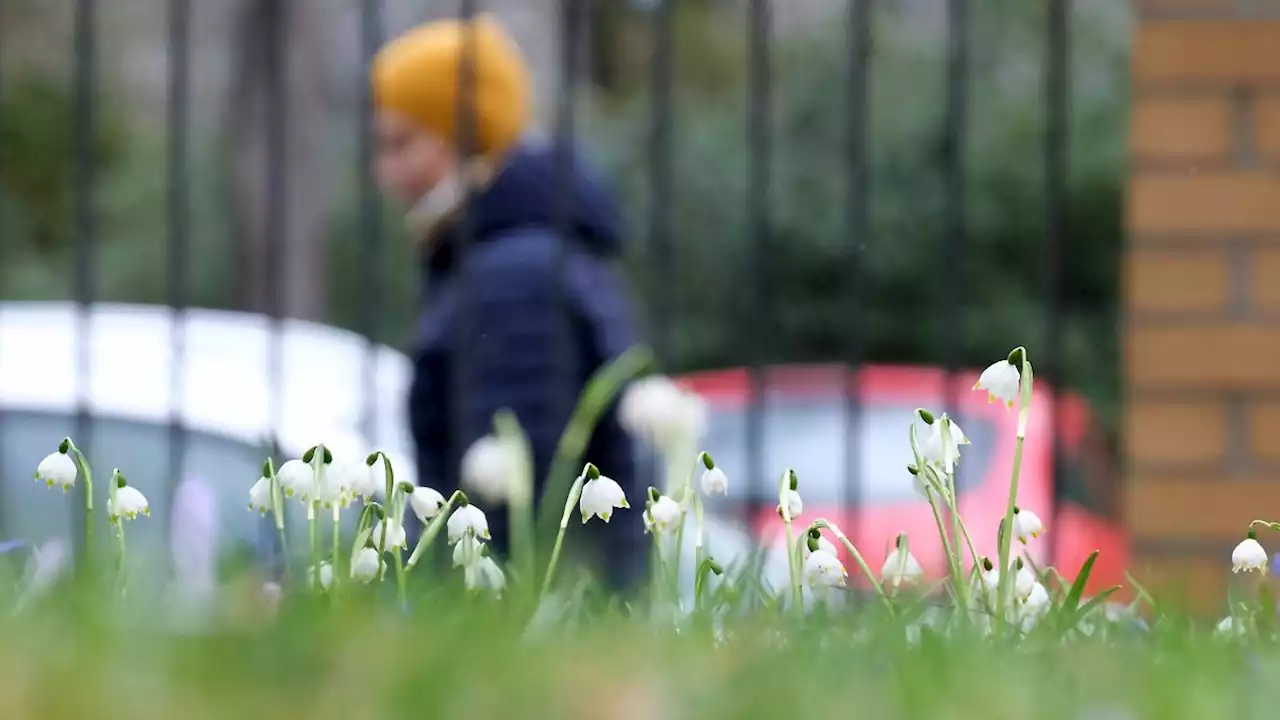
[747,0,771,506]
[260,0,289,566]
[648,0,674,370]
[449,0,478,490]
[0,0,7,522]
[164,0,192,537]
[72,0,98,562]
[1043,0,1070,566]
[551,0,580,466]
[358,0,384,446]
[844,0,872,532]
[941,0,968,503]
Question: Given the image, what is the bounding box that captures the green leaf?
[535,345,654,548]
[1062,550,1099,612]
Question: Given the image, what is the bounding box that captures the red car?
[678,364,1128,599]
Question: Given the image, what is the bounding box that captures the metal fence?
[0,0,1077,563]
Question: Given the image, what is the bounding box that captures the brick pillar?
[1126,3,1280,612]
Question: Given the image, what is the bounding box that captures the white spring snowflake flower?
[312,461,354,510]
[447,504,491,544]
[462,435,517,505]
[620,376,707,451]
[580,473,630,523]
[803,549,848,589]
[1014,561,1037,601]
[453,535,484,568]
[1013,507,1046,544]
[919,412,969,475]
[1019,582,1052,631]
[779,489,804,520]
[307,562,334,591]
[881,547,924,586]
[700,467,729,497]
[371,519,407,551]
[35,452,77,492]
[643,495,684,535]
[410,486,447,523]
[108,484,150,522]
[1232,533,1268,574]
[351,547,381,584]
[804,534,838,559]
[464,555,506,594]
[276,459,315,502]
[974,358,1021,409]
[248,476,273,515]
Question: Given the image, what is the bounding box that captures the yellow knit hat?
[372,14,531,158]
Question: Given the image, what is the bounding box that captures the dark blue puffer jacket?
[408,144,644,590]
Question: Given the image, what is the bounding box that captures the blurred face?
[375,110,456,206]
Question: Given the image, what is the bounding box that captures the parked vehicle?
[0,302,414,551]
[676,364,1127,599]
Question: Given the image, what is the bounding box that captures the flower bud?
[58,438,71,454]
[398,481,415,496]
[303,446,317,464]
[116,474,128,489]
[916,409,935,425]
[906,464,920,476]
[262,459,273,478]
[585,463,600,480]
[981,556,994,572]
[700,452,715,470]
[708,559,724,576]
[322,447,333,464]
[1007,347,1026,367]
[788,469,799,491]
[366,451,380,467]
[647,486,661,504]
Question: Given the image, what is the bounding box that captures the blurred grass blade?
[1062,550,1099,612]
[535,345,653,547]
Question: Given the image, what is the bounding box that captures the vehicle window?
[699,399,997,506]
[1,410,273,553]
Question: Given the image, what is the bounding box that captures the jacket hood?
[427,143,624,273]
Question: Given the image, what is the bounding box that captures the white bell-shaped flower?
[453,535,484,568]
[462,435,516,505]
[1019,582,1052,631]
[881,548,924,586]
[276,460,315,502]
[351,547,381,583]
[248,477,273,515]
[619,376,707,451]
[803,534,838,559]
[464,555,506,594]
[580,474,630,523]
[447,504,491,544]
[779,489,804,520]
[974,359,1021,409]
[700,467,729,497]
[35,452,77,492]
[1013,507,1046,544]
[920,412,969,475]
[328,454,372,503]
[1232,533,1268,574]
[371,519,407,551]
[1014,561,1037,601]
[803,549,848,589]
[410,486,447,524]
[643,495,684,535]
[348,459,382,501]
[307,562,334,591]
[312,461,353,510]
[108,484,150,522]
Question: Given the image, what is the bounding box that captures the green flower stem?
[331,505,342,590]
[819,519,894,616]
[307,502,319,590]
[995,435,1026,632]
[114,521,128,598]
[66,442,94,577]
[266,459,289,581]
[405,490,466,571]
[779,471,802,614]
[923,486,963,603]
[539,473,586,600]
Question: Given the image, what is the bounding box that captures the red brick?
[1129,172,1280,234]
[1127,400,1229,467]
[1128,249,1231,314]
[1248,248,1280,315]
[1127,476,1280,541]
[1130,554,1229,615]
[1134,22,1280,85]
[1247,402,1280,463]
[1256,96,1280,159]
[1132,96,1233,162]
[1129,325,1280,389]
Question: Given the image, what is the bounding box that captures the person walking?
[371,14,645,591]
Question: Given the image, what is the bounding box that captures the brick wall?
[1126,2,1280,612]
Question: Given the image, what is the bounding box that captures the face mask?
[406,165,467,239]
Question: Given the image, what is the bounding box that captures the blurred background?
[0,0,1268,610]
